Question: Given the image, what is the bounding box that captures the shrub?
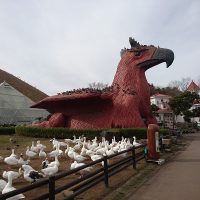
[15,126,105,139]
[15,126,169,140]
[0,127,15,135]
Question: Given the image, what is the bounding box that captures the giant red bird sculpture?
[31,38,174,128]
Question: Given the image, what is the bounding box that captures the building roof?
[187,80,200,93]
[0,69,48,102]
[150,93,171,99]
[157,108,173,113]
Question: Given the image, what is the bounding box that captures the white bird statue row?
[0,135,142,199]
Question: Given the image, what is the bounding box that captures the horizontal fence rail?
[0,144,146,200]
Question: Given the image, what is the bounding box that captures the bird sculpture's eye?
[134,51,141,56]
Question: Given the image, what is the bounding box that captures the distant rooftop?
[187,80,200,93]
[151,93,171,98]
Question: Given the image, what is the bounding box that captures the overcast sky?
[0,0,199,95]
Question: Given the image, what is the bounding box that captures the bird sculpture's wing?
[31,92,113,115]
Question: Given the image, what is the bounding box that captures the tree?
[168,80,181,90]
[169,91,199,116]
[183,107,200,123]
[151,104,159,116]
[88,82,109,90]
[183,110,193,122]
[150,84,181,97]
[168,77,192,92]
[179,77,192,91]
[151,104,159,111]
[192,107,200,117]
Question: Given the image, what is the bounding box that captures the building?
[187,81,200,127]
[190,99,200,127]
[187,80,200,94]
[0,68,48,102]
[156,108,174,129]
[150,94,171,109]
[150,93,174,128]
[151,81,200,128]
[0,81,49,125]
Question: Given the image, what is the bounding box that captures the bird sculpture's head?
[120,37,174,71]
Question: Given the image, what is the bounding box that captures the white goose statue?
[4,155,19,166]
[21,165,44,183]
[18,153,30,165]
[36,140,46,150]
[25,146,37,159]
[70,161,92,177]
[3,169,22,180]
[30,141,39,153]
[73,141,82,151]
[90,154,103,162]
[39,148,47,158]
[2,172,25,199]
[0,179,7,192]
[80,145,87,156]
[73,152,86,162]
[64,144,70,155]
[64,138,73,144]
[41,164,58,176]
[48,143,62,158]
[133,136,141,147]
[10,149,17,157]
[45,155,60,168]
[106,146,115,156]
[96,146,107,156]
[67,147,76,159]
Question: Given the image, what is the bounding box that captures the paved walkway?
[128,133,200,200]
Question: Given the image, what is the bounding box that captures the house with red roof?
[150,93,184,128]
[150,93,171,109]
[150,93,174,128]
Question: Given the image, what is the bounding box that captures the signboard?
[155,131,160,152]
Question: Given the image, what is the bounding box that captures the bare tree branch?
[88,82,109,90]
[168,77,191,91]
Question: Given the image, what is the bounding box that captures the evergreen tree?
[169,91,199,116]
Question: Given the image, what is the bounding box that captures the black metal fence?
[0,144,146,200]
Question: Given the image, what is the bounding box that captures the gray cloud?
[0,0,199,95]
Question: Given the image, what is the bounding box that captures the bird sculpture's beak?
[139,48,174,70]
[152,48,174,68]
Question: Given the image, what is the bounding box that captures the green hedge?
[15,126,105,139]
[0,127,15,135]
[15,126,169,140]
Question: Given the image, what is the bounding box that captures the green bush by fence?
[15,126,104,139]
[0,127,15,135]
[15,126,169,140]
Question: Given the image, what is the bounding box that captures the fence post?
[132,147,136,169]
[49,175,55,200]
[103,156,109,187]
